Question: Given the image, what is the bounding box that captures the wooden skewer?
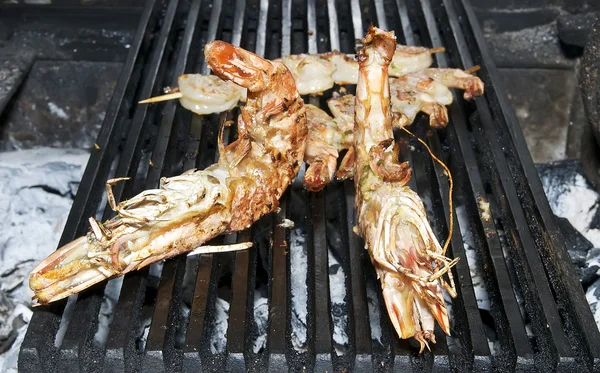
[138,92,183,104]
[430,47,445,54]
[464,65,481,74]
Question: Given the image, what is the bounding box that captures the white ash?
[252,287,268,354]
[209,297,230,354]
[0,260,35,301]
[137,317,152,352]
[47,102,70,120]
[455,205,474,247]
[0,148,89,297]
[365,283,383,346]
[54,295,77,348]
[538,165,600,329]
[0,148,89,372]
[289,228,308,351]
[175,303,191,348]
[93,276,124,347]
[587,270,600,328]
[0,293,14,344]
[456,206,490,311]
[586,285,600,330]
[0,304,32,373]
[328,252,349,356]
[443,292,460,353]
[540,172,600,248]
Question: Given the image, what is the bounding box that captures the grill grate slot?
[18,0,600,371]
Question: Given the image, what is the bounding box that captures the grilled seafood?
[178,74,246,115]
[277,54,337,95]
[139,44,446,108]
[146,67,483,192]
[29,40,307,305]
[275,45,441,93]
[303,104,353,191]
[353,26,457,352]
[302,69,484,190]
[141,67,482,187]
[421,68,485,101]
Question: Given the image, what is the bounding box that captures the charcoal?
[0,291,14,345]
[569,249,588,267]
[581,266,600,289]
[556,216,594,252]
[0,51,33,116]
[557,12,597,47]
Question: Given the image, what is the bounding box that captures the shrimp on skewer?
[177,74,246,115]
[277,44,443,89]
[138,44,447,109]
[138,44,484,192]
[421,67,485,100]
[29,40,307,305]
[303,65,486,190]
[277,54,337,95]
[353,26,457,352]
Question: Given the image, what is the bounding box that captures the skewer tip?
[138,92,183,104]
[464,65,481,74]
[430,47,446,54]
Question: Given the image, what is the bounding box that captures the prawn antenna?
[401,126,454,255]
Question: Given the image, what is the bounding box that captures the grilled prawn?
[353,26,457,352]
[302,66,484,191]
[29,41,307,305]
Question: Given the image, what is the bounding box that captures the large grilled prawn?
[29,40,307,305]
[353,26,457,352]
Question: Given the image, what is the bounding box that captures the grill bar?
[401,0,494,367]
[413,1,532,369]
[19,0,600,372]
[455,0,600,367]
[427,0,573,368]
[308,2,335,371]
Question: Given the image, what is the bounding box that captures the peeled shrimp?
[277,54,337,95]
[178,74,246,115]
[29,40,307,305]
[421,68,485,100]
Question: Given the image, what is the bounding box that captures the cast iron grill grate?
[17,0,600,371]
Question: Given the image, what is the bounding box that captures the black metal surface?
[581,15,600,150]
[18,0,600,371]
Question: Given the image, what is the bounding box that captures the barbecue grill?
[17,0,600,371]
